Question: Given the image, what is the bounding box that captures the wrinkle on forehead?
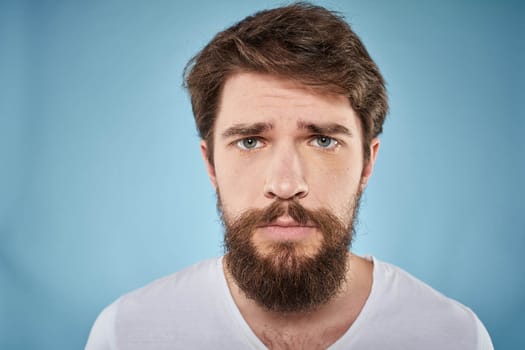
[217,72,360,137]
[225,72,349,106]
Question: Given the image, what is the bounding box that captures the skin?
[201,72,380,349]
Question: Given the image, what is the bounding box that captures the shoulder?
[115,257,223,320]
[373,258,472,316]
[85,257,225,349]
[121,257,221,303]
[85,300,119,350]
[362,257,493,349]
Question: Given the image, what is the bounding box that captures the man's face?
[201,72,379,312]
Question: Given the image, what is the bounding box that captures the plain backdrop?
[1,0,523,349]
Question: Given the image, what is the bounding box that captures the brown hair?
[184,2,388,164]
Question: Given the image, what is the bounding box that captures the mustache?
[257,200,312,226]
[224,199,345,239]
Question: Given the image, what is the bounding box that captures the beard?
[220,192,361,313]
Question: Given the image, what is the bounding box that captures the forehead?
[217,72,360,129]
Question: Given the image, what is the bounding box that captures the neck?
[223,252,373,350]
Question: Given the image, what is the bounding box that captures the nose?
[263,144,309,200]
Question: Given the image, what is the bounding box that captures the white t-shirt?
[85,256,493,349]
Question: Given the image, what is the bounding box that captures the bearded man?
[86,3,493,349]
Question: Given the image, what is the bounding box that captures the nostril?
[294,189,308,199]
[264,189,277,199]
[263,178,309,200]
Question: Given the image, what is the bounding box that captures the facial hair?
[220,193,361,313]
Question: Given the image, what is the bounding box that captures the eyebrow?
[297,121,352,136]
[220,121,352,138]
[221,122,273,138]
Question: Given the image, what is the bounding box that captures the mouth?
[257,217,317,241]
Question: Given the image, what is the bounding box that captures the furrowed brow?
[221,122,273,138]
[298,121,352,136]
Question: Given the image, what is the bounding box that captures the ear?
[360,137,380,191]
[200,140,217,190]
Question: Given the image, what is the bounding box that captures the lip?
[260,216,316,228]
[257,219,317,240]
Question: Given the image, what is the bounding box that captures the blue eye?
[312,136,338,149]
[237,137,262,150]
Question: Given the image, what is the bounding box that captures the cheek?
[214,157,265,210]
[309,154,362,184]
[307,158,362,208]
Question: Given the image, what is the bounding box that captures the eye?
[310,135,339,149]
[236,137,263,150]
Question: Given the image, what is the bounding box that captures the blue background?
[1,0,523,348]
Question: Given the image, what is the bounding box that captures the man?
[86,3,493,349]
